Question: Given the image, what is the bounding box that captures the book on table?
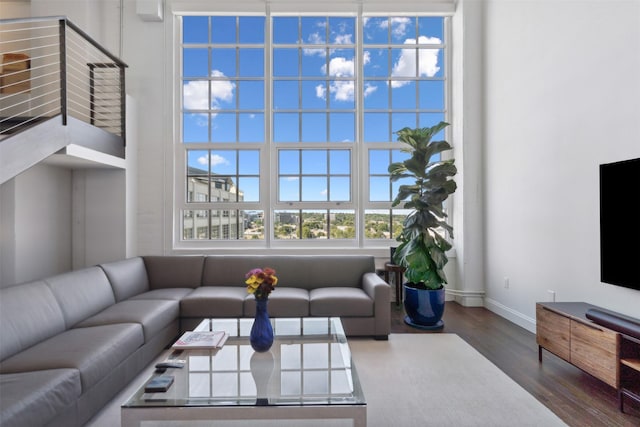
[172,330,229,349]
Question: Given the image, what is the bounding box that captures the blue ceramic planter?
[250,298,274,352]
[403,285,445,330]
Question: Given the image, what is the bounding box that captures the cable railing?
[0,17,127,143]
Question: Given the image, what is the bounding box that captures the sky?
[182,15,445,204]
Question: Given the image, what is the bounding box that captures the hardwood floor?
[390,302,640,427]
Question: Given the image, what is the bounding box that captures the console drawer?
[570,320,619,388]
[536,305,570,362]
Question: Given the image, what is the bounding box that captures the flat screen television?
[600,157,640,290]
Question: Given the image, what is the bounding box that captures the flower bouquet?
[245,267,278,300]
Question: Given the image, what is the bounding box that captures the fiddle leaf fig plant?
[388,121,457,290]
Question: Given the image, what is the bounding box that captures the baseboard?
[484,297,536,333]
[446,289,485,307]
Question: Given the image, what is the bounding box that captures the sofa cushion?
[203,255,374,289]
[75,299,179,341]
[180,286,247,317]
[243,288,309,317]
[309,288,373,317]
[129,288,194,301]
[0,323,144,391]
[44,266,116,328]
[100,257,149,301]
[0,281,66,361]
[144,255,205,289]
[0,369,81,427]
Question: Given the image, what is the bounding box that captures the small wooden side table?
[383,262,405,307]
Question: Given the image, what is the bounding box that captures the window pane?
[330,177,350,201]
[391,112,416,134]
[329,81,355,109]
[238,177,259,202]
[369,176,390,201]
[301,50,326,77]
[391,48,417,78]
[391,81,416,109]
[363,17,388,44]
[279,177,300,202]
[273,17,299,44]
[363,81,387,109]
[273,113,299,142]
[211,48,236,77]
[274,49,299,76]
[211,113,236,142]
[363,48,388,77]
[419,48,443,78]
[183,48,208,77]
[329,113,354,142]
[183,16,209,43]
[211,150,236,174]
[301,17,326,44]
[211,80,235,109]
[183,80,209,111]
[330,211,355,239]
[330,150,350,174]
[301,210,327,239]
[239,150,260,174]
[239,113,264,142]
[418,17,443,42]
[302,80,326,109]
[244,210,265,240]
[301,113,326,142]
[419,80,444,110]
[239,49,264,77]
[391,17,416,44]
[183,113,209,142]
[239,17,264,44]
[302,150,326,174]
[369,150,389,175]
[364,210,391,239]
[274,81,299,109]
[329,17,355,45]
[279,150,300,174]
[238,81,263,109]
[419,112,445,133]
[364,112,389,142]
[188,150,210,173]
[211,17,236,43]
[302,177,327,201]
[274,211,299,239]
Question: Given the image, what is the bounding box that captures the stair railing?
[0,16,127,143]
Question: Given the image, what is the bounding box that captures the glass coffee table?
[121,317,366,426]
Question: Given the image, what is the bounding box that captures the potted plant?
[388,121,457,330]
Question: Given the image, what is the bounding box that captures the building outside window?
[176,9,449,248]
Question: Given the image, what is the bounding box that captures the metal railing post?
[58,19,67,126]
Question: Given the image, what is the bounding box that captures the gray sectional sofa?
[0,254,390,427]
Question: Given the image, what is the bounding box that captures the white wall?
[482,0,640,328]
[0,165,73,286]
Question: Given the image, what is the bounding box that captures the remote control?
[155,360,186,369]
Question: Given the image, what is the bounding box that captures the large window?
[177,11,449,248]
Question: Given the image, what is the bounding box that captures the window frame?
[173,6,451,250]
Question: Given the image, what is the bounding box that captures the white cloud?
[183,70,235,113]
[198,154,229,167]
[315,53,376,102]
[321,189,328,196]
[334,34,353,44]
[391,36,441,88]
[390,17,412,38]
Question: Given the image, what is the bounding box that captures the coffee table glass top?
[122,317,365,408]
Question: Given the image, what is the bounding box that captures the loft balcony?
[0,17,127,184]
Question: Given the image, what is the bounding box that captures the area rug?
[348,334,567,426]
[88,334,566,426]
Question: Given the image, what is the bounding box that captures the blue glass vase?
[250,298,274,352]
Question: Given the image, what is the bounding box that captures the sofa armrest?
[362,272,391,339]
